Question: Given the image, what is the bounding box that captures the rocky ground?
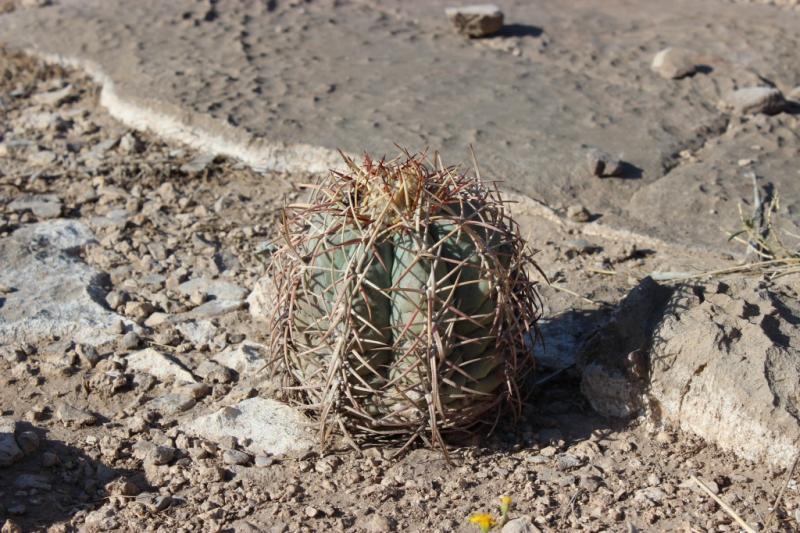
[1,46,799,533]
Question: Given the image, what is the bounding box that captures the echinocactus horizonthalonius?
[268,151,542,450]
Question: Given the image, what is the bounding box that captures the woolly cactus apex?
[267,151,542,452]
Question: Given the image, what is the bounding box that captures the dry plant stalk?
[267,151,542,452]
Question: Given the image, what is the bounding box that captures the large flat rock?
[184,398,315,456]
[0,220,124,347]
[1,0,798,250]
[580,277,800,468]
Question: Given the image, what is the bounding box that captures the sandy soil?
[1,48,798,533]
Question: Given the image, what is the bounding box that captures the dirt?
[1,47,799,533]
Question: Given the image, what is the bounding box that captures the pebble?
[0,418,23,466]
[651,47,698,79]
[445,4,504,38]
[556,453,582,471]
[502,516,542,533]
[1,520,23,533]
[566,204,591,223]
[724,86,785,115]
[363,514,394,532]
[118,331,141,350]
[255,454,275,467]
[55,402,97,427]
[147,393,196,416]
[654,431,674,445]
[15,430,39,455]
[304,506,320,518]
[135,493,172,513]
[223,448,252,465]
[145,445,176,466]
[41,451,59,467]
[118,132,144,154]
[565,238,597,255]
[788,85,800,103]
[7,194,62,219]
[31,84,75,107]
[124,301,155,323]
[586,147,623,177]
[539,446,557,457]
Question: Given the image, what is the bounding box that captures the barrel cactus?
[268,151,542,449]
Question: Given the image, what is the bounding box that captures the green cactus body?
[270,152,540,443]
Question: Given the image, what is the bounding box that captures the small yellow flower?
[499,495,512,516]
[469,513,497,532]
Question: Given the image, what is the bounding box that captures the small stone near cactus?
[267,151,542,451]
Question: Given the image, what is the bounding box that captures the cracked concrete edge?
[14,47,718,257]
[27,49,344,175]
[505,191,716,256]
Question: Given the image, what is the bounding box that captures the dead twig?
[764,451,800,532]
[690,475,757,533]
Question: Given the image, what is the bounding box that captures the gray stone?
[126,348,197,384]
[7,194,62,219]
[556,453,582,471]
[650,47,698,79]
[147,393,196,416]
[135,493,172,513]
[180,152,215,173]
[724,86,785,115]
[222,448,252,465]
[445,4,504,38]
[212,342,266,377]
[184,398,315,456]
[0,220,129,347]
[0,418,23,467]
[145,445,176,466]
[119,331,141,350]
[176,298,244,320]
[176,320,218,346]
[788,86,800,103]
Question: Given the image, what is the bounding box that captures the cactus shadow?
[0,422,143,531]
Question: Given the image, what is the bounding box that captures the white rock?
[126,348,197,384]
[651,47,698,79]
[724,86,785,115]
[31,84,75,107]
[502,517,541,533]
[178,277,247,302]
[445,4,504,38]
[0,220,129,347]
[0,417,23,467]
[213,341,266,376]
[247,275,277,320]
[184,398,314,456]
[176,320,218,346]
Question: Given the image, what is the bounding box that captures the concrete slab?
[2,0,798,251]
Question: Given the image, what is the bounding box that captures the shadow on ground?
[0,423,140,531]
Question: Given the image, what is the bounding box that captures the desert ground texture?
[0,0,799,532]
